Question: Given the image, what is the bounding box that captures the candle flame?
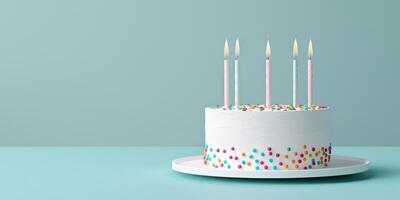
[235,38,240,59]
[308,39,313,59]
[266,41,271,59]
[293,38,298,58]
[224,39,229,59]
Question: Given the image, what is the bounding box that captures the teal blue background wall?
[0,0,398,146]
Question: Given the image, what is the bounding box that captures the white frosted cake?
[203,104,331,171]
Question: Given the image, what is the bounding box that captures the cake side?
[204,107,331,170]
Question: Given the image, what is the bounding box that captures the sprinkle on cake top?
[207,104,329,112]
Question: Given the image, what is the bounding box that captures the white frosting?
[204,108,331,170]
[206,108,330,147]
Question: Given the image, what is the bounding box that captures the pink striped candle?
[292,38,298,107]
[224,39,230,109]
[265,41,271,109]
[307,39,313,107]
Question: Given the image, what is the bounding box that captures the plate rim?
[172,155,370,179]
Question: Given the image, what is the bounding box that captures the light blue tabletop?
[0,147,397,199]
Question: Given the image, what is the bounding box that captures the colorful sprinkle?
[203,144,331,170]
[298,159,302,164]
[208,104,329,112]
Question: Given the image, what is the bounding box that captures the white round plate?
[172,155,370,179]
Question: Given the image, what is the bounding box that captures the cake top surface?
[207,104,329,112]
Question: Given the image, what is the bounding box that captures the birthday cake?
[202,38,331,171]
[203,104,331,171]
